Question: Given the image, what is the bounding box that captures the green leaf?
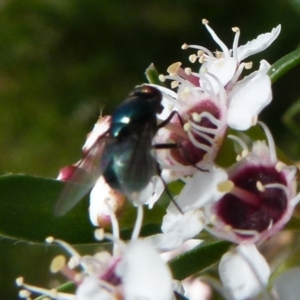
[0,174,164,244]
[268,47,300,83]
[169,240,230,280]
[35,282,76,300]
[145,63,165,85]
[282,97,300,138]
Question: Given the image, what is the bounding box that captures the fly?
[54,85,180,217]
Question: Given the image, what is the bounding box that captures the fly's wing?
[54,134,111,217]
[116,123,160,205]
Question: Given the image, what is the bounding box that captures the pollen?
[275,162,286,172]
[245,62,253,69]
[199,55,205,64]
[183,122,192,132]
[181,43,188,50]
[94,228,105,241]
[189,54,197,63]
[171,81,179,89]
[232,27,240,32]
[202,19,209,25]
[16,277,24,286]
[256,181,266,192]
[251,115,258,126]
[224,225,233,232]
[192,112,201,122]
[184,67,192,75]
[159,74,166,82]
[19,290,31,298]
[167,62,182,75]
[50,255,66,273]
[45,236,54,244]
[217,180,234,193]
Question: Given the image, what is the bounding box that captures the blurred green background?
[0,0,300,298]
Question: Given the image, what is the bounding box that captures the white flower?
[150,167,227,251]
[194,19,281,88]
[227,60,272,130]
[16,206,174,300]
[116,240,173,300]
[206,123,300,244]
[219,244,270,300]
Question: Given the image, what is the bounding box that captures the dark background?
[0,0,300,298]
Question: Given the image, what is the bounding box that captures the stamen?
[232,26,240,61]
[192,112,201,122]
[171,81,179,89]
[232,228,258,237]
[258,121,277,163]
[251,115,258,126]
[189,120,220,134]
[183,122,191,132]
[50,255,66,273]
[159,74,166,82]
[228,62,245,86]
[264,183,290,198]
[256,181,265,192]
[191,128,215,144]
[46,237,81,258]
[167,62,182,75]
[184,67,192,75]
[202,19,230,58]
[94,228,105,241]
[196,111,222,127]
[245,62,253,69]
[186,130,212,152]
[16,277,75,300]
[228,134,249,155]
[131,205,144,240]
[189,54,197,63]
[217,180,234,193]
[181,43,188,50]
[230,186,261,207]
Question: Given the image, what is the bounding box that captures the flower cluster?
[17,20,300,300]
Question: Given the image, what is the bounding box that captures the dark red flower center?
[214,165,288,235]
[170,100,222,165]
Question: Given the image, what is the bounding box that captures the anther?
[50,255,66,273]
[202,19,209,25]
[167,62,182,75]
[217,180,234,193]
[45,236,54,244]
[184,67,192,75]
[192,112,201,122]
[159,74,166,82]
[256,181,265,192]
[94,228,105,241]
[232,27,240,32]
[181,43,188,50]
[245,62,253,69]
[275,162,285,172]
[189,54,197,63]
[183,122,192,132]
[171,81,179,89]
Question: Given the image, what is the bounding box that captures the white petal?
[237,25,281,61]
[219,244,270,300]
[89,177,124,227]
[149,210,204,251]
[76,276,113,300]
[117,240,173,300]
[201,57,237,88]
[174,167,228,212]
[273,268,300,300]
[227,60,272,130]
